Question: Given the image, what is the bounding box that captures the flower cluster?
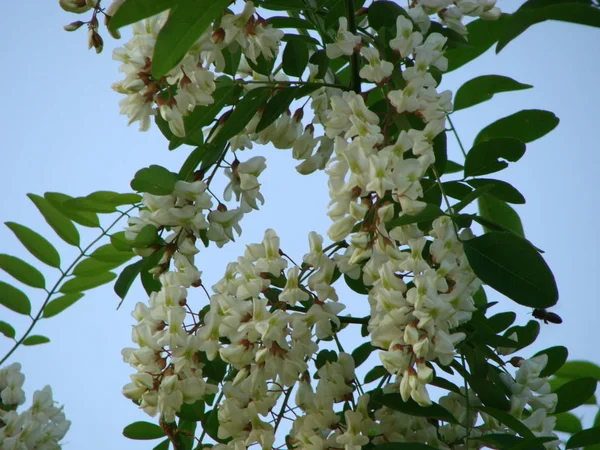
[0,364,70,450]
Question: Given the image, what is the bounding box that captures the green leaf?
[43,293,84,318]
[73,258,123,277]
[123,421,166,440]
[0,321,16,339]
[556,361,600,381]
[474,110,559,145]
[23,335,50,346]
[203,409,230,444]
[178,399,205,421]
[85,191,142,206]
[386,204,445,229]
[141,268,162,295]
[60,272,117,294]
[477,434,522,448]
[445,160,463,174]
[44,192,100,228]
[132,225,160,248]
[468,179,525,204]
[497,2,600,53]
[259,0,305,11]
[566,426,600,449]
[64,197,117,214]
[463,232,557,307]
[451,185,494,214]
[152,0,232,78]
[344,274,370,295]
[364,365,388,384]
[443,181,472,200]
[554,378,597,414]
[111,232,134,252]
[108,0,175,30]
[0,254,45,288]
[487,312,516,333]
[478,406,535,438]
[464,138,526,177]
[256,88,299,133]
[372,443,439,450]
[212,88,272,146]
[309,50,329,79]
[534,346,568,378]
[505,436,560,450]
[114,259,145,302]
[504,320,540,351]
[0,282,31,315]
[282,38,310,77]
[375,393,458,424]
[454,75,532,111]
[554,412,583,434]
[445,15,508,72]
[90,244,135,264]
[468,370,510,410]
[351,342,374,368]
[432,131,448,176]
[316,349,338,369]
[131,165,179,195]
[367,1,405,29]
[153,440,170,450]
[266,16,315,29]
[478,195,525,237]
[27,194,80,246]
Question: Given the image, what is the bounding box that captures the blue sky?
[0,1,599,448]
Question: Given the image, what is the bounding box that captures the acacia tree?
[1,0,600,449]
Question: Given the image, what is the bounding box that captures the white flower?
[359,47,394,83]
[390,16,423,57]
[326,17,361,59]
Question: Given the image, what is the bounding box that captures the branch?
[344,0,361,93]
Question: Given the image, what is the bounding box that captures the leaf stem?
[273,387,293,434]
[237,79,347,90]
[344,0,361,93]
[447,115,467,158]
[0,207,136,366]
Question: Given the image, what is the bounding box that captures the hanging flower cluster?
[0,364,70,450]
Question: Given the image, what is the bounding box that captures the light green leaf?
[114,259,145,302]
[0,321,16,339]
[27,194,80,246]
[60,272,117,293]
[554,377,597,414]
[86,191,142,206]
[108,0,176,30]
[131,165,180,195]
[72,258,124,277]
[463,232,558,308]
[151,0,232,78]
[132,224,160,248]
[23,335,50,346]
[0,254,45,288]
[44,192,101,228]
[554,412,583,434]
[0,282,31,315]
[123,421,166,440]
[556,361,600,381]
[43,293,84,318]
[454,75,532,111]
[5,222,61,268]
[90,244,135,264]
[474,109,559,145]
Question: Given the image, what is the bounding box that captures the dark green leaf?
[44,192,100,228]
[386,204,445,229]
[468,179,525,204]
[0,254,45,289]
[431,377,461,394]
[43,293,84,318]
[445,15,508,72]
[203,409,230,444]
[141,268,162,295]
[344,274,370,295]
[246,52,276,76]
[201,353,228,382]
[60,272,117,293]
[23,335,50,346]
[487,312,516,333]
[595,407,600,426]
[504,320,540,351]
[477,434,522,448]
[534,346,568,378]
[282,38,310,77]
[464,138,526,178]
[367,1,406,29]
[554,378,597,414]
[90,244,135,264]
[364,365,388,384]
[309,50,329,79]
[497,2,600,53]
[0,282,31,315]
[221,45,242,77]
[114,259,146,301]
[375,393,458,424]
[131,165,179,195]
[178,400,204,421]
[0,321,16,339]
[474,110,559,145]
[123,421,166,440]
[477,195,525,237]
[27,194,80,246]
[133,224,160,248]
[372,443,439,450]
[566,425,600,449]
[151,0,231,78]
[463,232,557,307]
[451,185,494,213]
[108,0,175,30]
[505,436,559,450]
[478,406,535,438]
[153,439,170,450]
[556,361,600,381]
[266,16,315,29]
[213,88,272,146]
[445,160,463,174]
[316,349,338,369]
[554,412,583,434]
[256,88,299,133]
[454,75,532,111]
[351,342,374,368]
[443,181,472,200]
[468,370,510,410]
[432,131,447,176]
[258,0,305,10]
[281,33,320,47]
[73,258,123,277]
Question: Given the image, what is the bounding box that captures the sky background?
[0,1,599,448]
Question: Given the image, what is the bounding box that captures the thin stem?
[447,115,467,158]
[285,305,369,325]
[344,0,361,93]
[461,353,471,446]
[237,79,347,90]
[273,387,293,434]
[0,206,137,366]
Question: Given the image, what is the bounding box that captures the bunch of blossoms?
[111,1,284,137]
[0,364,70,450]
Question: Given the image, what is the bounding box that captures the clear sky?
[0,1,599,448]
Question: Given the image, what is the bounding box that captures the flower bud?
[59,0,91,13]
[63,20,85,32]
